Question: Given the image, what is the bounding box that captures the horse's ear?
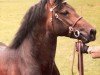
[49,0,55,5]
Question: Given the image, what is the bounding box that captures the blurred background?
[0,0,100,75]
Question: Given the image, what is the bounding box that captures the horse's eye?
[61,11,69,16]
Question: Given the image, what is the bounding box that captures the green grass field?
[0,0,100,75]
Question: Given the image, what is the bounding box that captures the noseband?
[50,2,83,38]
[69,17,83,37]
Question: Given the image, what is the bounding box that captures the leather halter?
[69,17,83,37]
[49,2,83,37]
[73,17,83,27]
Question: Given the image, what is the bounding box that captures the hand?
[88,46,100,53]
[88,46,100,58]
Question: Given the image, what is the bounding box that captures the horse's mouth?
[67,30,96,43]
[78,35,89,43]
[78,33,96,43]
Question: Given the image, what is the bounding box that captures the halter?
[50,2,83,38]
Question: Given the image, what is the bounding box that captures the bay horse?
[0,0,96,75]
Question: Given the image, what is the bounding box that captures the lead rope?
[77,41,84,75]
[71,42,76,75]
[71,40,84,75]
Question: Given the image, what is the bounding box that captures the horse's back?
[0,43,6,75]
[0,42,21,75]
[0,42,8,75]
[0,42,6,45]
[0,42,7,50]
[0,42,8,57]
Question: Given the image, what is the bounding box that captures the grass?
[0,0,100,75]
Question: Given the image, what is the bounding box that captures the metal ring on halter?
[55,13,59,18]
[50,5,57,12]
[74,30,80,38]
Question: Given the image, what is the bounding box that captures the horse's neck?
[19,32,57,64]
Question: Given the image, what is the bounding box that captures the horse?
[0,0,96,75]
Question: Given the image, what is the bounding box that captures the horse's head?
[45,0,96,43]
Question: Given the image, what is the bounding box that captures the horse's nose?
[90,29,96,41]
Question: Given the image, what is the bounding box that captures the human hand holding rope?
[74,41,100,75]
[76,42,100,59]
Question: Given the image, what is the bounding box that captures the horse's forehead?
[63,3,74,10]
[61,3,75,12]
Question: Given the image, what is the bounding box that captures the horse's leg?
[52,62,60,75]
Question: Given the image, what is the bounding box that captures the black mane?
[9,0,64,49]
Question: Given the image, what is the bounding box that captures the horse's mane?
[9,0,64,49]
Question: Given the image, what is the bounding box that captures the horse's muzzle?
[74,29,96,43]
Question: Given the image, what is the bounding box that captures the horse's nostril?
[90,29,96,35]
[90,29,96,41]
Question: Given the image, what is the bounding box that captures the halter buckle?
[69,26,73,33]
[50,8,53,12]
